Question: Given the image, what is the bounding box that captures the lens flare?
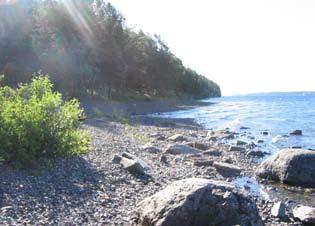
[62,0,94,45]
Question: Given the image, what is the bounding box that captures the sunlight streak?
[62,1,94,45]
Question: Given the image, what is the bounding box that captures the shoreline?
[81,98,215,117]
[0,100,313,225]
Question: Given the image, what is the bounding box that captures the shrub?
[0,75,90,166]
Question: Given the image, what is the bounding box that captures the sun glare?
[62,1,94,45]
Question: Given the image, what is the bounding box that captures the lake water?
[156,92,315,154]
[153,92,315,204]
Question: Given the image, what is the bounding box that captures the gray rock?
[122,152,151,171]
[256,149,315,187]
[160,155,168,164]
[213,162,243,177]
[236,140,247,146]
[271,201,286,219]
[133,178,263,226]
[257,140,264,144]
[229,146,246,152]
[225,133,235,139]
[246,150,265,157]
[164,144,200,155]
[167,134,188,142]
[246,142,258,149]
[120,157,146,175]
[290,130,302,136]
[208,136,218,142]
[293,205,315,224]
[143,145,161,154]
[193,159,213,167]
[203,149,221,156]
[186,142,210,151]
[112,154,123,164]
[240,126,250,130]
[262,131,269,135]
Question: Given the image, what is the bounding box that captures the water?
[152,92,315,204]
[155,92,315,154]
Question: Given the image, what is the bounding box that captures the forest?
[0,0,221,100]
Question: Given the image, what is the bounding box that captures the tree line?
[0,0,221,100]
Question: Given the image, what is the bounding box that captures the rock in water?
[236,140,247,146]
[240,126,250,130]
[290,130,302,136]
[256,149,315,187]
[133,178,263,226]
[293,205,315,224]
[246,150,265,157]
[164,144,200,155]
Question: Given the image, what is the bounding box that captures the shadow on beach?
[0,156,104,223]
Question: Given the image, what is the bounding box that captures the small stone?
[112,154,122,164]
[120,157,146,175]
[186,142,210,151]
[160,155,168,164]
[246,150,265,157]
[143,146,161,154]
[122,152,151,171]
[240,126,250,130]
[203,149,221,156]
[167,134,188,142]
[193,159,213,167]
[257,140,264,143]
[225,134,235,139]
[271,201,286,219]
[229,146,246,152]
[208,136,218,142]
[236,140,247,146]
[213,162,243,177]
[164,144,200,155]
[262,131,269,135]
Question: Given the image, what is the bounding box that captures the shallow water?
[152,92,315,205]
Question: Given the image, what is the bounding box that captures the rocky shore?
[0,100,314,225]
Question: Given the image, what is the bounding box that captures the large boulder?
[133,178,263,226]
[256,149,315,187]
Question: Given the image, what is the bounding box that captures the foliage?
[0,0,221,99]
[0,75,90,166]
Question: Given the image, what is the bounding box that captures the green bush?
[0,75,90,166]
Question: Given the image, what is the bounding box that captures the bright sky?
[108,0,315,96]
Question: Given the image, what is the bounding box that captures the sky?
[108,0,315,96]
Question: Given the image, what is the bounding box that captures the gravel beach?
[0,100,312,226]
